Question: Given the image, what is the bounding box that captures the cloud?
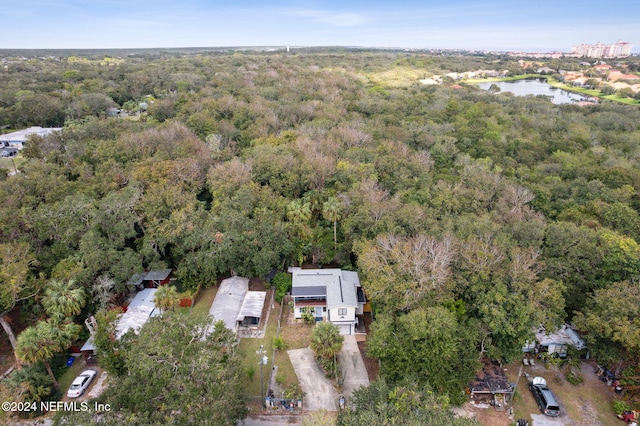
[287,9,368,27]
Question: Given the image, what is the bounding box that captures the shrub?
[273,335,288,351]
[283,383,305,400]
[565,371,583,386]
[300,307,315,325]
[246,366,255,380]
[613,399,632,415]
[273,272,292,303]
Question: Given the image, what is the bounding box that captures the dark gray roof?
[144,269,172,281]
[127,273,146,287]
[292,286,327,297]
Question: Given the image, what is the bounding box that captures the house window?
[338,308,347,316]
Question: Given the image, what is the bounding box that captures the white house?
[0,127,62,150]
[290,268,366,335]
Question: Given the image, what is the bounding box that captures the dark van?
[529,377,560,417]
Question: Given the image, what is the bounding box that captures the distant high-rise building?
[570,40,633,58]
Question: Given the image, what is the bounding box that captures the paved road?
[338,335,370,400]
[288,348,339,411]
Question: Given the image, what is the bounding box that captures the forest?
[1,48,640,423]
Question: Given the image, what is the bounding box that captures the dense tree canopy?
[55,313,247,425]
[1,49,640,413]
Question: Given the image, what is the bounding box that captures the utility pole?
[257,344,268,408]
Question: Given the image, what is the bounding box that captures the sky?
[2,0,639,52]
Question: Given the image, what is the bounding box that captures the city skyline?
[3,0,639,52]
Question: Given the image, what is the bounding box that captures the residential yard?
[239,297,313,406]
[188,284,218,318]
[455,360,622,426]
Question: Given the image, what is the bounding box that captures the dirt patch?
[460,402,511,426]
[249,277,267,291]
[356,341,379,382]
[512,360,620,426]
[279,301,313,350]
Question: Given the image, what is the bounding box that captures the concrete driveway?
[338,335,370,400]
[288,348,339,411]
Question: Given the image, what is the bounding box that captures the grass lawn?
[189,285,218,319]
[238,303,278,398]
[238,301,312,400]
[0,156,25,173]
[56,359,85,397]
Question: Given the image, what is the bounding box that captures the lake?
[476,78,591,104]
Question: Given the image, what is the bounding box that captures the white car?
[67,370,97,398]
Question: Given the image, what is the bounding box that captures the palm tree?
[41,279,86,320]
[16,321,62,388]
[322,197,342,250]
[287,200,312,226]
[310,322,344,361]
[154,285,180,313]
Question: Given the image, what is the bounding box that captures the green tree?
[0,364,54,421]
[41,279,86,320]
[153,284,180,313]
[0,242,39,365]
[56,313,247,425]
[337,379,480,426]
[322,196,342,249]
[310,321,344,361]
[15,321,63,388]
[573,280,640,367]
[367,307,479,404]
[92,308,127,376]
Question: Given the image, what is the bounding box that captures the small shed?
[143,269,172,288]
[127,272,146,291]
[238,291,266,327]
[80,337,96,358]
[469,361,514,410]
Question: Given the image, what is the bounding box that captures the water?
[476,78,590,104]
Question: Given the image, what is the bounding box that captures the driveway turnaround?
[338,335,369,400]
[288,348,339,411]
[530,414,570,425]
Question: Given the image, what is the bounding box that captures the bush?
[565,371,583,386]
[300,307,315,325]
[273,336,288,351]
[0,363,54,418]
[246,366,255,380]
[613,399,632,415]
[273,272,292,303]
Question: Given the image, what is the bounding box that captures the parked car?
[67,369,97,398]
[529,377,560,417]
